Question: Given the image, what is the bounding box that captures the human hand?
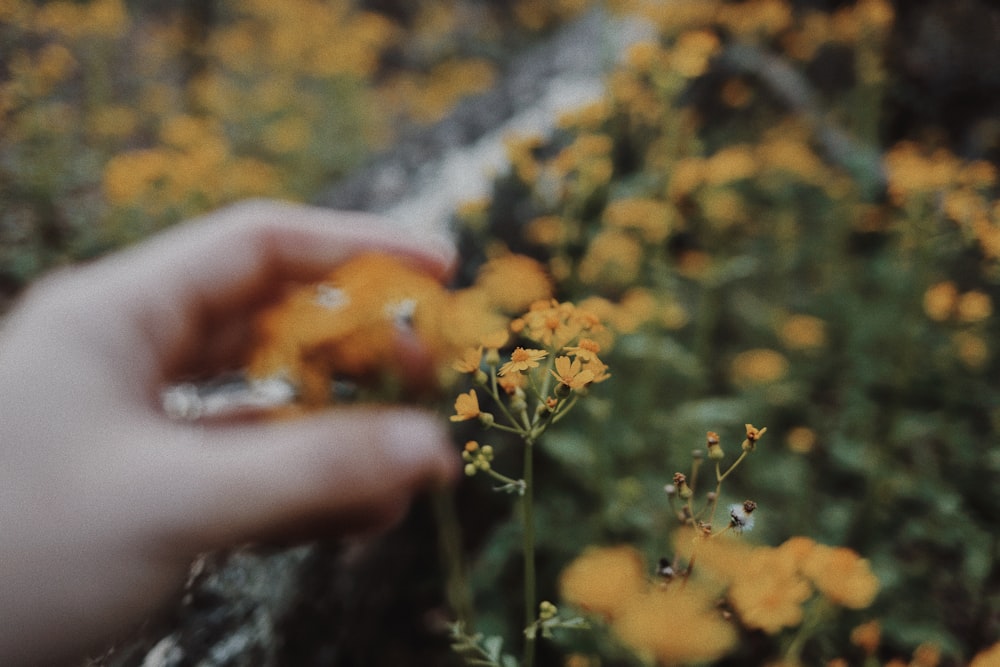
[0,200,458,665]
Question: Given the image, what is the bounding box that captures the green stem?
[484,467,523,490]
[522,438,537,667]
[432,489,475,632]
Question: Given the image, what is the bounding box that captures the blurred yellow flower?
[850,619,881,656]
[719,0,793,39]
[956,290,993,323]
[668,157,707,199]
[34,43,77,89]
[704,145,757,185]
[884,141,961,204]
[624,40,663,73]
[583,358,611,383]
[559,544,648,620]
[728,547,813,634]
[800,544,879,609]
[603,197,674,243]
[923,281,958,322]
[730,349,789,386]
[612,586,738,665]
[785,426,817,454]
[578,230,643,287]
[970,641,1000,667]
[84,0,128,37]
[911,642,942,667]
[452,347,483,374]
[101,149,171,206]
[248,253,454,404]
[670,29,720,78]
[953,332,990,370]
[779,314,827,350]
[474,254,554,314]
[504,134,544,183]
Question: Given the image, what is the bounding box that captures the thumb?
[163,408,457,550]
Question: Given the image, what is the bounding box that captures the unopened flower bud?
[672,472,692,499]
[464,463,477,477]
[478,412,495,427]
[474,369,488,385]
[539,600,558,620]
[706,431,725,459]
[692,449,704,461]
[663,484,677,497]
[484,348,501,367]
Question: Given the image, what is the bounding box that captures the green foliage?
[449,1,1000,664]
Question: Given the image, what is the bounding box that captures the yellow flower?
[526,215,576,246]
[800,545,879,609]
[953,332,990,370]
[970,642,1000,667]
[779,315,827,350]
[479,328,510,350]
[730,349,789,386]
[670,29,720,78]
[582,358,611,384]
[578,230,643,288]
[603,197,673,243]
[452,347,483,374]
[498,347,548,376]
[248,253,451,405]
[923,281,958,321]
[728,547,813,634]
[911,643,942,667]
[956,290,993,323]
[498,372,527,395]
[785,426,817,454]
[559,545,647,621]
[473,253,554,314]
[551,356,595,389]
[704,145,758,185]
[563,338,601,361]
[450,390,481,422]
[612,586,738,665]
[850,620,881,656]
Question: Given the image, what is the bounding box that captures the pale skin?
[0,200,458,666]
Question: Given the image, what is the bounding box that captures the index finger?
[68,199,456,385]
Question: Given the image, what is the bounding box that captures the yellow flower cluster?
[381,58,497,125]
[560,532,879,663]
[248,251,553,406]
[511,0,592,32]
[921,281,994,370]
[617,0,891,52]
[559,545,737,665]
[450,299,610,431]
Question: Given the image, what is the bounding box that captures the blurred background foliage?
[450,1,1000,665]
[0,0,594,306]
[2,0,999,665]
